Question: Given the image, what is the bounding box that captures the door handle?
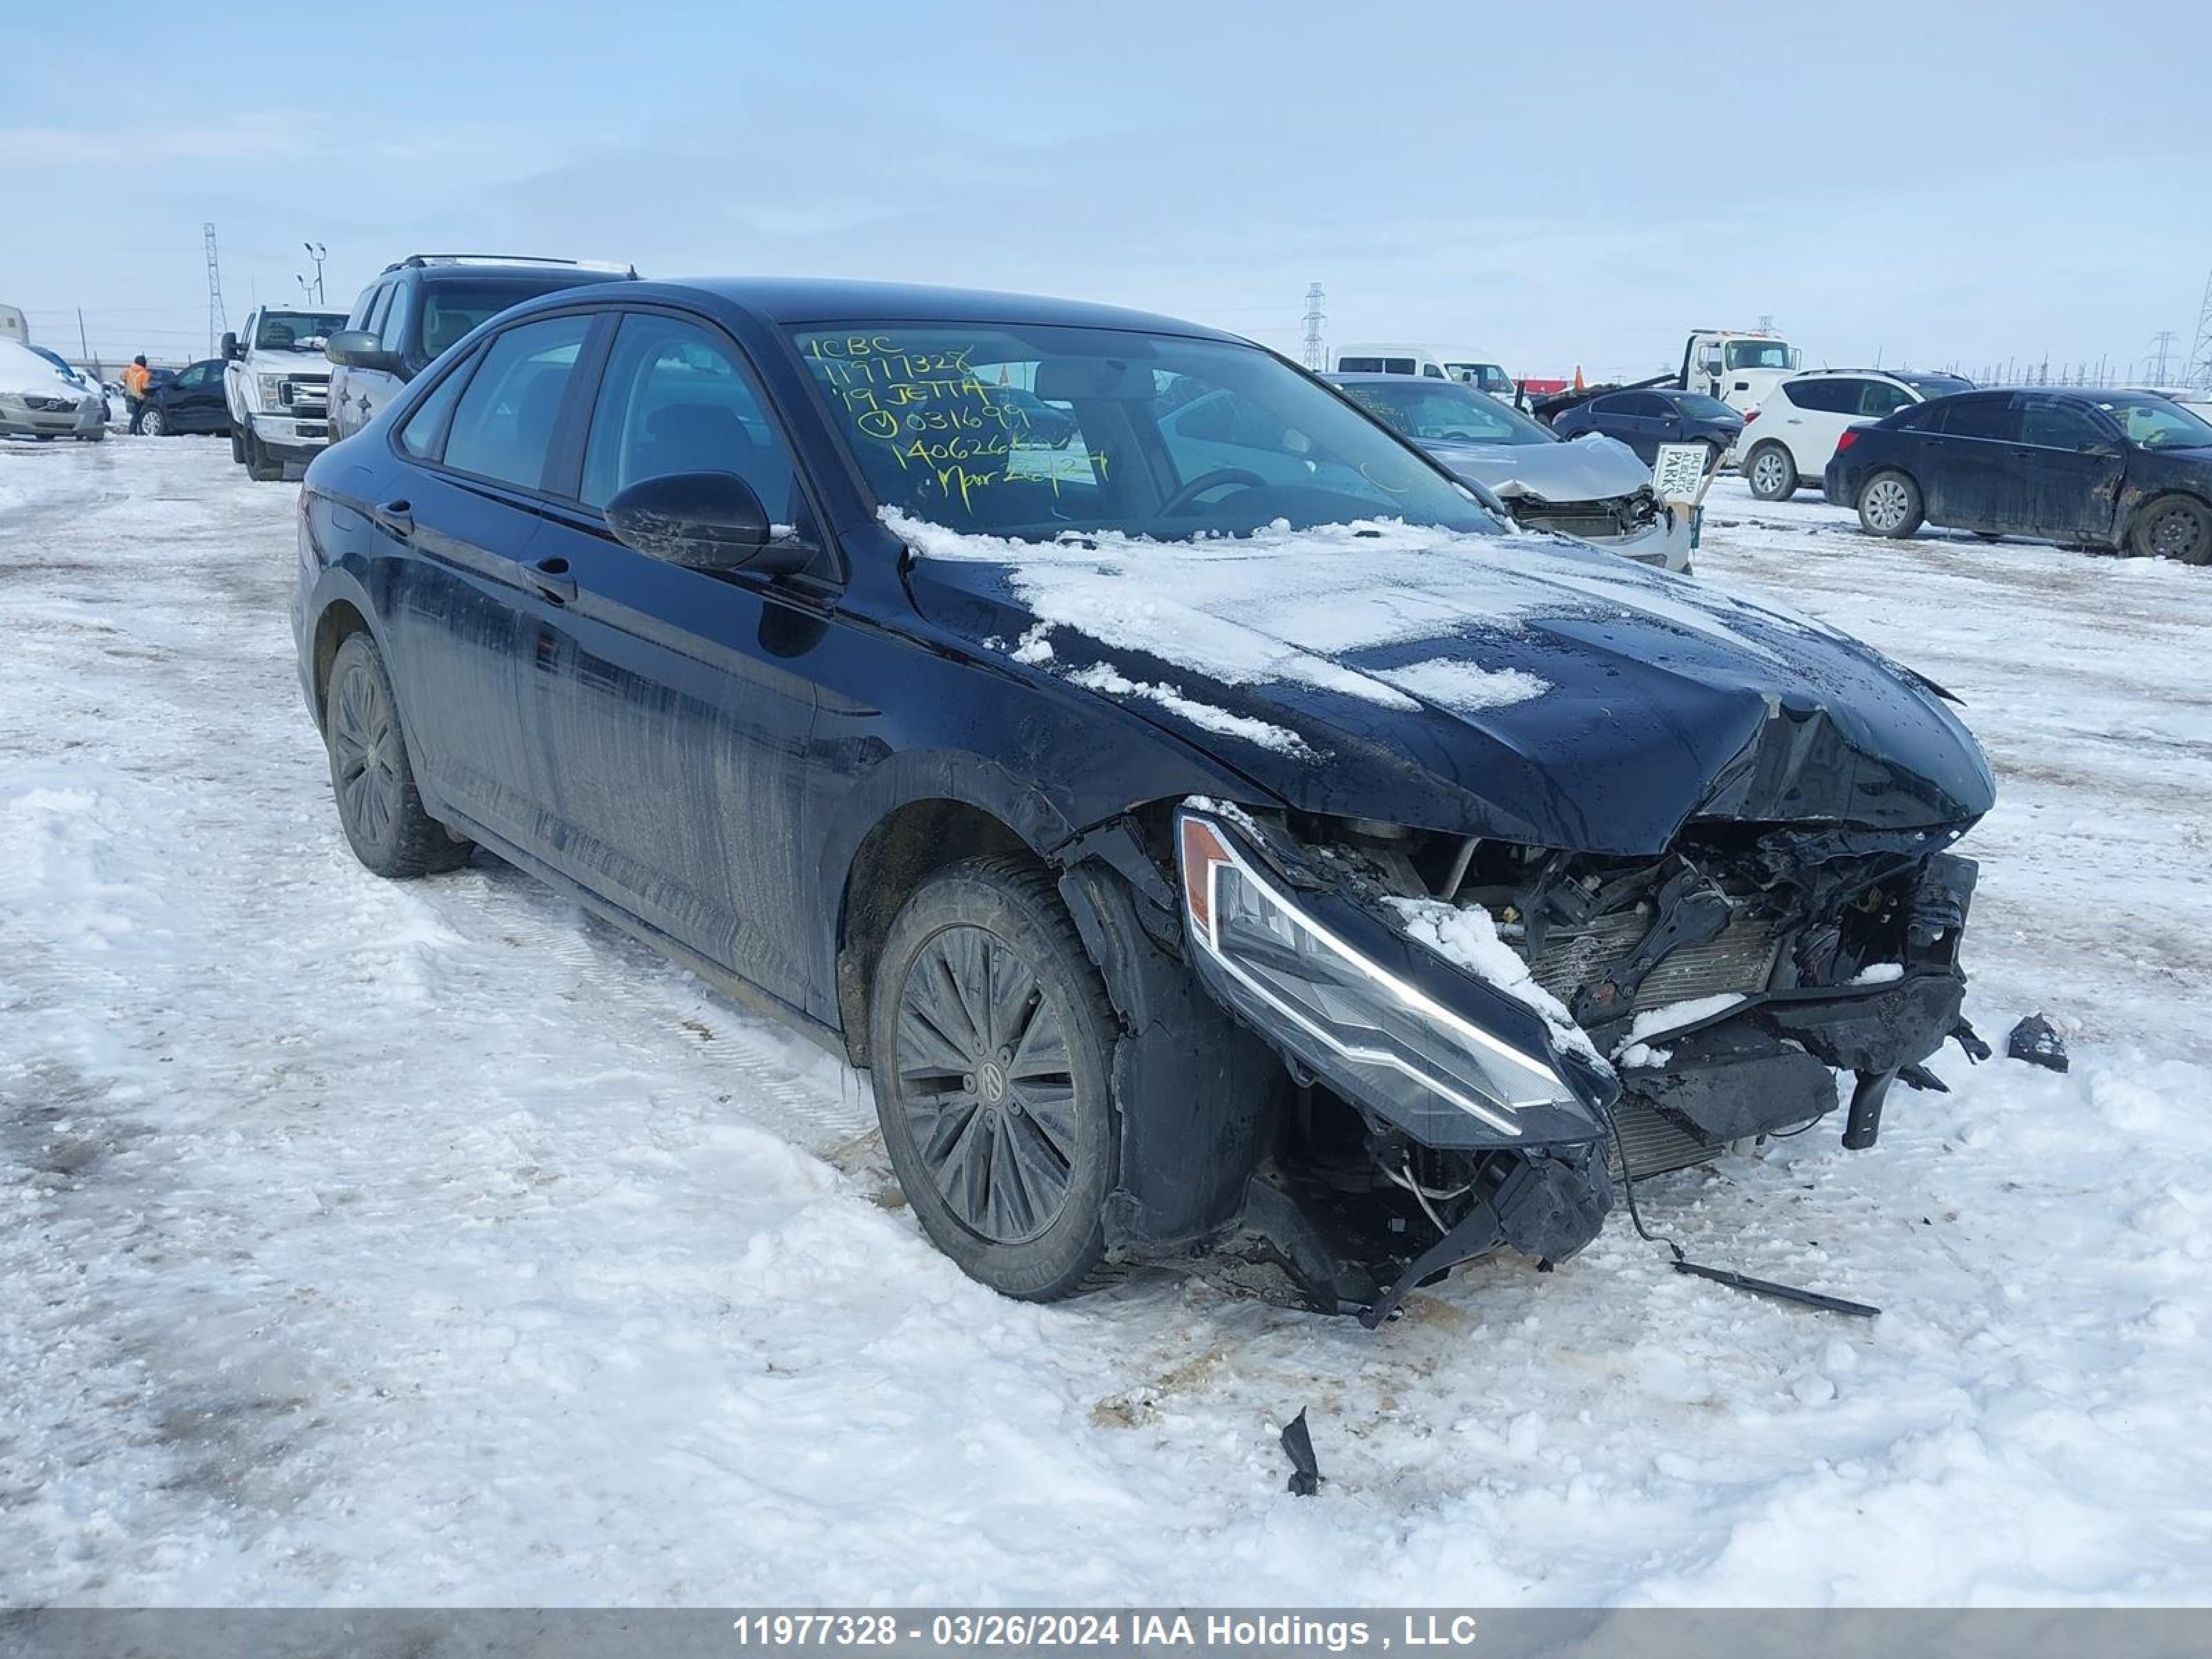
[370,498,413,538]
[524,555,578,605]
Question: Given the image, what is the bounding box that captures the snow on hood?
[0,340,92,400]
[1421,431,1653,505]
[887,508,1996,854]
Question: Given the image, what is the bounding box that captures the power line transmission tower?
[1300,283,1326,370]
[2149,329,2179,385]
[204,223,227,357]
[2189,266,2212,390]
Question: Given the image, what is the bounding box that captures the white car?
[1738,368,1974,501]
[0,339,106,441]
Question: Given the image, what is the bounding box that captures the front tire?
[1857,469,1924,538]
[868,856,1122,1301]
[1745,442,1798,500]
[324,632,471,878]
[139,406,166,438]
[245,428,283,482]
[2132,494,2211,564]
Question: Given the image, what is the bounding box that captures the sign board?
[1651,442,1709,503]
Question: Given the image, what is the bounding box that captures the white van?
[1329,343,1516,400]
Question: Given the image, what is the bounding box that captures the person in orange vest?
[122,355,153,434]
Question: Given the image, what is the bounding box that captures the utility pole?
[1300,283,1327,371]
[203,223,227,358]
[303,241,328,306]
[76,308,93,376]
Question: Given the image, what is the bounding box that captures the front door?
[523,308,830,1009]
[371,311,599,856]
[2012,395,2128,542]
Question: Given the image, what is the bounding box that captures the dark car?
[324,254,639,440]
[294,279,1992,1320]
[1826,387,2212,563]
[1549,386,1745,466]
[137,358,232,438]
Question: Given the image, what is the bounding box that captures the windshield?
[1336,378,1553,447]
[1724,339,1793,371]
[254,310,345,350]
[2094,394,2212,450]
[1675,393,1740,421]
[790,323,1497,541]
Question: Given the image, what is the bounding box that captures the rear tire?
[1745,442,1799,501]
[324,632,472,879]
[868,856,1123,1301]
[2131,494,2211,564]
[1857,470,1924,538]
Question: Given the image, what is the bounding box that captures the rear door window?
[579,311,799,525]
[1933,396,2021,442]
[1786,379,1855,413]
[438,314,592,490]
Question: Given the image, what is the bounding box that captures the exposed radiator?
[1603,1093,1722,1181]
[1527,908,1781,1015]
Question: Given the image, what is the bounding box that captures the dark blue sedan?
[1824,387,2212,562]
[1548,386,1745,466]
[290,277,1993,1316]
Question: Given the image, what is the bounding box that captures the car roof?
[636,277,1246,341]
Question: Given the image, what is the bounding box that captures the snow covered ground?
[4,434,2211,1606]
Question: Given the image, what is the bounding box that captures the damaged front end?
[1172,801,1981,1320]
[1494,482,1690,571]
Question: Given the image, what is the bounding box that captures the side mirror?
[221,331,240,360]
[325,330,398,372]
[606,471,809,575]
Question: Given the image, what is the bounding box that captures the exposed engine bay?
[1168,803,1984,1321]
[1494,482,1669,547]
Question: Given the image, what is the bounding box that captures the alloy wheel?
[330,659,402,852]
[892,923,1080,1245]
[1864,478,1909,532]
[140,408,165,437]
[1750,449,1789,495]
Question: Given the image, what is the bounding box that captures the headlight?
[257,374,290,408]
[1177,811,1593,1146]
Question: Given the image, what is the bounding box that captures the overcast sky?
[7,2,2209,380]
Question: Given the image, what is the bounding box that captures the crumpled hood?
[888,511,1995,856]
[1421,431,1654,505]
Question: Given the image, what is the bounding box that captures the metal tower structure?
[2189,265,2212,391]
[204,223,227,357]
[2149,330,2180,386]
[1300,283,1326,371]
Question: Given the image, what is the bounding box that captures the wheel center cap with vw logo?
[978,1060,1009,1105]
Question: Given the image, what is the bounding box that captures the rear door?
[1919,394,2023,529]
[521,306,830,1007]
[1777,378,1864,474]
[2012,395,2126,542]
[368,310,603,856]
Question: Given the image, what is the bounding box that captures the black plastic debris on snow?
[2007,1013,2070,1072]
[1280,1409,1322,1497]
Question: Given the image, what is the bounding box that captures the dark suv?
[1826,386,2212,561]
[324,254,637,441]
[294,279,1994,1320]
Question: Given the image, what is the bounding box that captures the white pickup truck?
[222,306,348,480]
